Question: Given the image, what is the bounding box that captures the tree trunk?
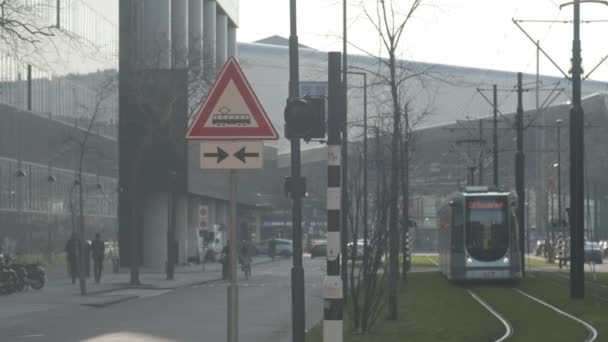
[387,51,401,321]
[78,171,86,295]
[401,111,410,279]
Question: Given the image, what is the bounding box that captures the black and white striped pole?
[323,51,343,342]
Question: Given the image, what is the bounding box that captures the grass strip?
[307,272,502,342]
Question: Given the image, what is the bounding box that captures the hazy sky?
[90,0,608,82]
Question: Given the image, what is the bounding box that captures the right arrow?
[234,146,260,163]
[204,147,229,163]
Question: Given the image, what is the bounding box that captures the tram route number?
[482,271,495,279]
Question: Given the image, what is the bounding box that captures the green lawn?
[306,271,608,342]
[306,272,502,342]
[411,255,438,267]
[524,256,559,269]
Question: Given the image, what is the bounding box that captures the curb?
[82,295,139,308]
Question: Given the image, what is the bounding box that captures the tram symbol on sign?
[211,107,252,126]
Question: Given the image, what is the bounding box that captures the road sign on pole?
[186,57,278,140]
[185,57,278,342]
[200,141,264,169]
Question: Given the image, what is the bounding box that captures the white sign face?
[200,141,264,169]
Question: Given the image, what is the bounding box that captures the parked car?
[275,239,293,257]
[347,239,365,260]
[310,240,327,258]
[535,240,546,257]
[584,242,604,264]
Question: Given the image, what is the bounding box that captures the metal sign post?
[227,169,238,342]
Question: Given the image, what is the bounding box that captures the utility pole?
[341,0,349,302]
[324,51,344,342]
[565,0,585,299]
[535,39,547,263]
[557,119,564,238]
[401,106,411,276]
[516,72,526,277]
[478,119,483,185]
[288,0,306,340]
[493,85,498,187]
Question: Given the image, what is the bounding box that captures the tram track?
[513,288,598,342]
[467,289,513,342]
[468,285,598,342]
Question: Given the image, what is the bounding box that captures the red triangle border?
[186,57,279,140]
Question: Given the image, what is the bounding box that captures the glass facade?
[0,157,117,218]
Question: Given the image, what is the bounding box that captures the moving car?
[310,240,327,258]
[584,242,603,264]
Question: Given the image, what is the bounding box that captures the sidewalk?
[0,256,274,327]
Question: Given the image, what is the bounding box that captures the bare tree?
[0,0,55,47]
[354,0,424,320]
[66,74,116,295]
[345,123,396,334]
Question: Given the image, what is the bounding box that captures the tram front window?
[465,198,509,261]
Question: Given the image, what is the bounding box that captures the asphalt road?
[2,257,325,342]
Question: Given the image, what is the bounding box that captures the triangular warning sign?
[186,57,279,140]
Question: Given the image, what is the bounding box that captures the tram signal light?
[284,96,326,141]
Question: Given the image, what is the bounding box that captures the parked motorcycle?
[0,260,17,294]
[0,254,46,291]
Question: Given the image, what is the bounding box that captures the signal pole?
[478,119,484,185]
[493,85,498,187]
[516,72,526,277]
[566,0,585,299]
[324,51,344,342]
[341,0,349,301]
[288,0,306,340]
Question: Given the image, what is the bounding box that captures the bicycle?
[240,256,251,280]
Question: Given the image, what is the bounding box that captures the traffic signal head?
[284,96,326,141]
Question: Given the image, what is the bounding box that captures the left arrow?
[204,147,230,163]
[234,147,260,163]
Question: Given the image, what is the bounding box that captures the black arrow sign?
[204,147,229,163]
[234,147,260,163]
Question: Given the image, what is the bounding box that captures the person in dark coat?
[65,233,79,284]
[91,233,105,283]
[268,237,277,259]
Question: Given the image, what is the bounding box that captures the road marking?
[514,288,598,342]
[467,290,513,342]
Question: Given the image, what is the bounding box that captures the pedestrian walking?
[557,234,566,269]
[221,244,229,280]
[91,233,105,283]
[65,233,79,284]
[268,237,277,259]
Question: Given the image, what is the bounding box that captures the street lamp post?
[346,71,368,273]
[556,119,564,238]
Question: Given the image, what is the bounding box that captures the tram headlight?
[503,257,509,264]
[466,257,473,264]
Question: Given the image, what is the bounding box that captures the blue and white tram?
[438,187,522,281]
